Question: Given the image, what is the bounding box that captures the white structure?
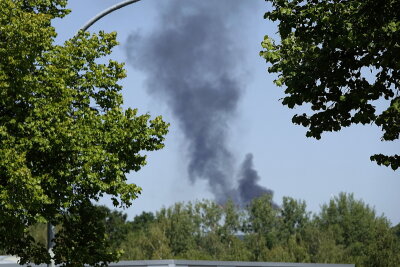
[0,256,19,264]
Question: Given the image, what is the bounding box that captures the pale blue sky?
[54,0,399,224]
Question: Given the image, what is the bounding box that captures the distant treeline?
[13,193,400,266]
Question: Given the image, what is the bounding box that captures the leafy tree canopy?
[118,194,400,266]
[260,0,400,170]
[316,193,400,266]
[129,211,155,232]
[393,223,400,239]
[0,0,168,266]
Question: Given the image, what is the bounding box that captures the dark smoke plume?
[238,153,274,205]
[125,0,274,206]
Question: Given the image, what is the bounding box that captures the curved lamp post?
[47,1,143,266]
[80,0,142,33]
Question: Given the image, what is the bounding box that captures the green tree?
[393,223,400,240]
[301,223,347,264]
[157,202,197,257]
[121,223,172,260]
[268,197,311,263]
[191,200,248,261]
[96,206,131,253]
[279,197,310,241]
[53,202,118,266]
[260,0,399,170]
[218,200,251,261]
[316,193,400,266]
[221,200,241,236]
[129,211,155,232]
[243,194,279,260]
[109,196,400,264]
[0,0,168,265]
[28,223,47,247]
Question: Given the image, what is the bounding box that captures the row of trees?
[21,193,400,267]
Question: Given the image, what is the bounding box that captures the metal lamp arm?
[79,0,142,33]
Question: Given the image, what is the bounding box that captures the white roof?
[0,256,19,264]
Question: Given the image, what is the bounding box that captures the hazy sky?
[55,0,399,224]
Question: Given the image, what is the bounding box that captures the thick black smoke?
[238,153,274,205]
[126,0,274,205]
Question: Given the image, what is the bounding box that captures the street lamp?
[47,1,143,266]
[80,0,142,33]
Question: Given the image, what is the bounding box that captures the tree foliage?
[260,0,400,170]
[0,0,168,265]
[316,193,400,266]
[111,194,400,266]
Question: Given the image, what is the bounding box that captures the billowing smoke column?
[126,0,274,206]
[238,154,275,205]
